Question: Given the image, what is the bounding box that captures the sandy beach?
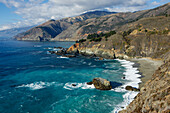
[130,58,163,89]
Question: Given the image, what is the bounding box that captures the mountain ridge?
[14,11,116,41]
[0,26,35,38]
[14,3,170,41]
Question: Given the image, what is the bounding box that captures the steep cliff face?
[67,43,116,59]
[119,60,170,113]
[67,26,169,60]
[67,14,170,60]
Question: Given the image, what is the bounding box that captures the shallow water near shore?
[0,39,140,113]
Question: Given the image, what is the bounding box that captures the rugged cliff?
[119,59,170,113]
[67,15,170,60]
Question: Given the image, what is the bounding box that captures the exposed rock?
[79,48,116,59]
[122,77,125,79]
[66,43,79,54]
[125,86,140,91]
[48,51,57,54]
[57,49,66,54]
[86,81,93,85]
[119,60,170,113]
[99,57,104,60]
[67,43,116,59]
[62,55,76,58]
[72,84,76,86]
[54,47,63,49]
[92,78,112,90]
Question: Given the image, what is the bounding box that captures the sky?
[0,0,169,31]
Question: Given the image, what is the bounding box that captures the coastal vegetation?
[85,30,116,42]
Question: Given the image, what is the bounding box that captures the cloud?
[0,0,149,30]
[0,25,11,31]
[152,1,160,5]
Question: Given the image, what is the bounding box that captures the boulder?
[125,86,140,91]
[86,81,93,85]
[99,57,104,60]
[54,47,63,49]
[62,55,76,58]
[48,51,56,54]
[57,49,65,54]
[92,78,112,90]
[56,53,64,56]
[67,43,79,55]
[72,84,76,86]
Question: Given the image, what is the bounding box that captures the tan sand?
[130,58,163,89]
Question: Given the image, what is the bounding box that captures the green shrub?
[105,30,116,38]
[148,31,156,35]
[87,30,116,42]
[162,30,169,34]
[90,37,102,42]
[122,29,133,37]
[76,39,86,43]
[87,33,98,39]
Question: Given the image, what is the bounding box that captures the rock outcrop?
[67,14,170,60]
[92,78,112,90]
[125,86,140,91]
[119,60,170,113]
[67,43,116,59]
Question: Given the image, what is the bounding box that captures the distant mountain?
[14,11,116,41]
[0,26,35,38]
[14,3,170,41]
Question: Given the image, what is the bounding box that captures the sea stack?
[92,77,112,90]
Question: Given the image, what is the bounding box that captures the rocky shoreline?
[47,44,164,90]
[129,58,163,89]
[47,44,169,112]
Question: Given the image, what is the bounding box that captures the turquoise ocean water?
[0,38,140,113]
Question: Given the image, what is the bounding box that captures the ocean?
[0,39,141,113]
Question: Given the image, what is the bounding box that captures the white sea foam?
[91,65,97,67]
[33,45,41,47]
[44,47,52,50]
[17,81,63,90]
[82,61,87,64]
[63,82,95,90]
[88,62,92,65]
[53,48,60,51]
[112,59,141,113]
[40,57,50,60]
[57,56,69,59]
